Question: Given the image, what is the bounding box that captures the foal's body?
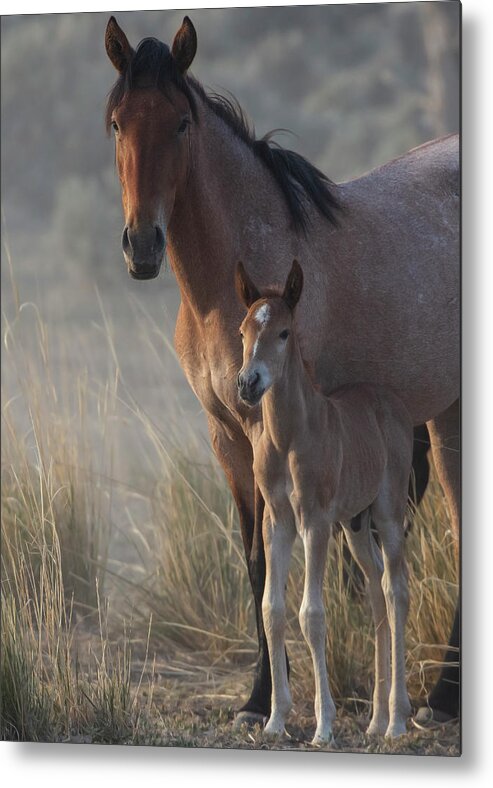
[237,262,413,743]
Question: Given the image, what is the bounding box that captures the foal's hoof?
[385,720,408,739]
[366,719,389,737]
[233,710,266,731]
[263,719,287,740]
[310,731,334,747]
[413,705,456,729]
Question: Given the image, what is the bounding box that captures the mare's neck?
[167,98,286,319]
[261,339,319,451]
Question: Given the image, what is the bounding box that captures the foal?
[236,260,413,744]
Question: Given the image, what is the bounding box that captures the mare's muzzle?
[122,224,165,280]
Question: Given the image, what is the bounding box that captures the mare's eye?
[279,330,290,340]
[239,330,244,340]
[111,120,119,134]
[177,117,190,134]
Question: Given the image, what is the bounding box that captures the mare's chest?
[174,305,246,427]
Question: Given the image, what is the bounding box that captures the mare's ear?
[235,262,261,310]
[172,16,197,74]
[282,259,304,311]
[105,17,133,74]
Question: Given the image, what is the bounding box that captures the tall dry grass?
[1,261,458,742]
[1,295,158,741]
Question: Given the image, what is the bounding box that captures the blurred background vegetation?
[2,3,459,290]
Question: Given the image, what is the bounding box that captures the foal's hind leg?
[300,524,336,745]
[262,511,296,738]
[372,490,411,738]
[341,513,391,736]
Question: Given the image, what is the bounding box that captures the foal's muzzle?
[122,224,165,280]
[237,370,264,407]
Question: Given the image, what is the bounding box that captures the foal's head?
[236,261,304,406]
[105,16,197,280]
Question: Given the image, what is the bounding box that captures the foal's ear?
[235,262,261,310]
[172,16,197,74]
[105,17,133,74]
[282,260,304,311]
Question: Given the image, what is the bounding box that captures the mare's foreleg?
[341,512,391,736]
[300,523,336,745]
[262,510,296,738]
[207,417,272,724]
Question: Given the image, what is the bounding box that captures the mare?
[104,16,460,726]
[236,259,413,742]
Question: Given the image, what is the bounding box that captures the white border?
[2,0,447,14]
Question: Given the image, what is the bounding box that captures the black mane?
[106,37,342,233]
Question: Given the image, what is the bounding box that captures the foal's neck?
[262,339,319,450]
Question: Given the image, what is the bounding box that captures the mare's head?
[236,260,304,406]
[105,16,197,279]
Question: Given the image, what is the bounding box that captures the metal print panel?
[1,2,460,755]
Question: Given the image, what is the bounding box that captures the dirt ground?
[73,650,459,756]
[144,676,459,756]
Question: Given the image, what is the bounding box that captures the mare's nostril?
[237,373,242,389]
[122,226,131,254]
[154,225,165,253]
[251,372,260,387]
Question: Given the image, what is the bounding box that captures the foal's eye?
[111,121,119,134]
[177,117,190,135]
[279,330,290,340]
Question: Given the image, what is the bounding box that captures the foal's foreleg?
[341,515,391,736]
[300,525,336,745]
[262,512,296,738]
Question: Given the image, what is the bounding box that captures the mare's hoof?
[233,710,266,730]
[413,705,456,729]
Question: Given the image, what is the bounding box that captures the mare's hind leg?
[300,524,336,745]
[341,512,391,736]
[262,510,296,738]
[417,399,460,722]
